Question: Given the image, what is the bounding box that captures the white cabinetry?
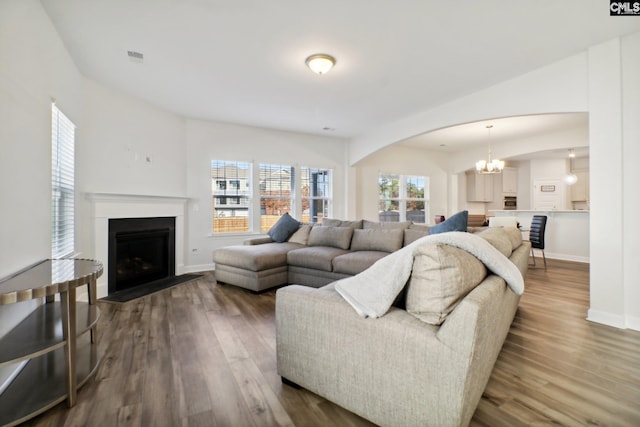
[502,167,518,195]
[466,171,494,202]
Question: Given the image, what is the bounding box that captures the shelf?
[0,259,103,426]
[0,336,100,427]
[0,302,99,366]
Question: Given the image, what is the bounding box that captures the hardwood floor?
[22,259,640,427]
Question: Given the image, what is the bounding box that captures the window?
[211,160,251,233]
[259,163,294,232]
[51,104,75,258]
[301,167,332,224]
[378,173,428,223]
[211,160,333,234]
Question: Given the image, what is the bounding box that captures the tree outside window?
[378,173,428,223]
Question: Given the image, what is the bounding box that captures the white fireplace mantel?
[87,192,190,298]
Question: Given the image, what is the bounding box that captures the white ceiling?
[41,0,640,142]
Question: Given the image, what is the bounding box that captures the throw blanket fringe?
[335,231,524,318]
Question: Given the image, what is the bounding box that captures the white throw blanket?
[334,231,524,318]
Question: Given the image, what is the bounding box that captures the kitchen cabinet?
[0,259,103,427]
[570,171,589,201]
[502,167,518,195]
[466,171,494,202]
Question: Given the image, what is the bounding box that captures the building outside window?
[211,160,251,233]
[211,160,333,233]
[259,164,294,232]
[301,167,332,224]
[378,173,428,223]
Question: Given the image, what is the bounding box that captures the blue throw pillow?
[267,213,301,243]
[428,210,468,235]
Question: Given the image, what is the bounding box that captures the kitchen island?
[490,210,589,263]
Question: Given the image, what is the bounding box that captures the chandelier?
[476,125,504,174]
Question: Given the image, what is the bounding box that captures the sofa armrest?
[243,236,273,245]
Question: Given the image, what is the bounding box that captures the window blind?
[51,104,75,258]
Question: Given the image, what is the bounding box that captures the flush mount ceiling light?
[305,54,336,75]
[475,125,504,174]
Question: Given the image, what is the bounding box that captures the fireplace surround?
[88,193,188,299]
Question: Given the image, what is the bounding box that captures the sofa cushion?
[267,212,301,243]
[403,228,430,246]
[332,251,389,275]
[476,227,512,257]
[322,218,363,229]
[308,226,354,249]
[287,246,351,272]
[406,243,487,325]
[504,227,523,251]
[288,224,313,245]
[350,229,403,253]
[213,242,304,272]
[362,220,411,230]
[427,210,469,235]
[409,223,430,231]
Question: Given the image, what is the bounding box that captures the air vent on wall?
[127,50,144,63]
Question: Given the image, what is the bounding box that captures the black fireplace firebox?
[108,217,176,294]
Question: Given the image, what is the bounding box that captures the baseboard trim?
[624,315,640,331]
[587,309,626,329]
[183,263,215,274]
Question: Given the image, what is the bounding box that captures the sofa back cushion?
[406,243,487,325]
[503,227,523,251]
[308,226,354,249]
[350,229,404,253]
[322,218,363,229]
[403,228,430,246]
[362,220,411,230]
[476,227,513,257]
[287,224,313,245]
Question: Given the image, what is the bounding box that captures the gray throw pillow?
[267,213,300,243]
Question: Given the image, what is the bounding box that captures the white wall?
[75,79,188,259]
[588,35,640,330]
[353,145,449,223]
[184,119,347,271]
[0,0,85,391]
[621,32,640,331]
[349,52,589,165]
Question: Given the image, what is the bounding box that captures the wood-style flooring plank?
[19,259,640,427]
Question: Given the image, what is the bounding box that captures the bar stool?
[528,215,548,271]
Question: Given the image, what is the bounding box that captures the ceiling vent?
[127,50,144,63]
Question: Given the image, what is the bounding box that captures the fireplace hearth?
[108,217,176,294]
